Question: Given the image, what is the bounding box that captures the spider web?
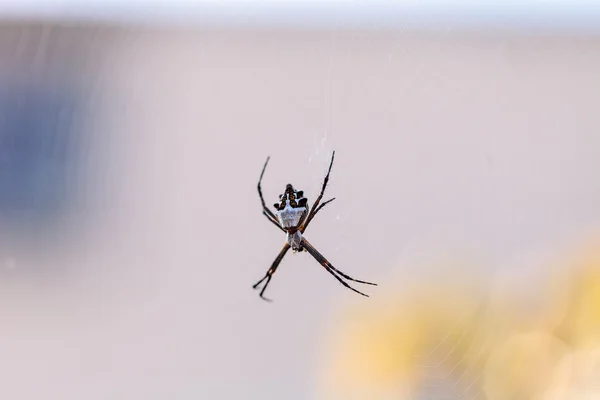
[408,306,488,400]
[308,11,492,399]
[2,4,598,400]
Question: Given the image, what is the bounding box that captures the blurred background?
[1,1,600,399]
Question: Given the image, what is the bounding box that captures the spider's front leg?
[301,197,335,233]
[301,151,336,233]
[257,156,285,232]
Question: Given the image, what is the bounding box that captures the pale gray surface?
[0,27,600,399]
[2,2,600,33]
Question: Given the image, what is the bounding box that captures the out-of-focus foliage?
[319,237,600,400]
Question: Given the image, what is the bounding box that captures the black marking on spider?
[253,151,377,301]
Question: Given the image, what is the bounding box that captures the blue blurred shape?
[0,82,81,230]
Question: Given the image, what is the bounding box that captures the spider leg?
[302,197,335,231]
[324,265,369,297]
[302,237,376,285]
[258,156,284,231]
[263,211,284,232]
[301,237,376,297]
[315,197,336,212]
[253,243,291,301]
[301,151,336,233]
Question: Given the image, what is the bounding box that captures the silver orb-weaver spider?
[253,151,377,301]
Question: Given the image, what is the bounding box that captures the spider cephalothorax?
[253,151,377,301]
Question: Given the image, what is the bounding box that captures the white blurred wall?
[0,19,599,400]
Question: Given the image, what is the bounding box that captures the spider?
[253,151,377,301]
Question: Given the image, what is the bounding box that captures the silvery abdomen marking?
[277,204,306,229]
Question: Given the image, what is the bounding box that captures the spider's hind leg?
[253,243,291,301]
[300,237,377,297]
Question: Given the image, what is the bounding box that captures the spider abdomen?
[277,205,307,229]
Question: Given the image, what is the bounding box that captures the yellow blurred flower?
[482,331,569,400]
[317,235,600,400]
[554,246,600,349]
[318,266,488,400]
